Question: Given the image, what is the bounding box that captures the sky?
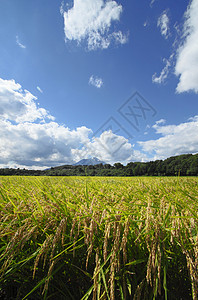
[0,0,198,169]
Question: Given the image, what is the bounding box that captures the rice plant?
[0,176,197,299]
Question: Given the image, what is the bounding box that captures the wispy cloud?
[16,35,26,49]
[157,11,170,39]
[150,0,157,8]
[155,119,166,125]
[89,75,103,88]
[37,86,43,94]
[152,54,174,84]
[152,0,198,94]
[175,0,198,93]
[112,31,129,45]
[60,0,128,51]
[143,20,149,28]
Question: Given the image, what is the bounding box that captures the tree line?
[0,153,198,176]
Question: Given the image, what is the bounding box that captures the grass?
[0,176,197,299]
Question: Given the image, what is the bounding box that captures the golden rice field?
[0,176,197,300]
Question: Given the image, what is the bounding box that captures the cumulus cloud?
[0,77,146,168]
[16,35,26,49]
[89,75,103,88]
[61,0,128,50]
[0,78,93,168]
[152,54,174,84]
[0,79,54,123]
[72,130,148,165]
[175,0,198,93]
[139,116,198,160]
[0,119,93,168]
[157,11,170,39]
[90,130,133,164]
[2,78,197,168]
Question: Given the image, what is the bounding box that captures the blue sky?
[0,0,198,169]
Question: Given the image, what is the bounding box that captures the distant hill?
[73,157,105,166]
[0,153,198,176]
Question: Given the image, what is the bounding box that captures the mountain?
[73,157,105,166]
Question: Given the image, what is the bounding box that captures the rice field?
[0,176,197,300]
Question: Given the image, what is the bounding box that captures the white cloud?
[89,75,103,88]
[0,119,92,168]
[152,54,174,84]
[16,35,26,49]
[155,119,166,125]
[112,31,129,44]
[150,0,157,8]
[157,11,170,39]
[0,77,147,168]
[0,78,90,168]
[139,117,198,160]
[152,1,198,94]
[90,130,133,164]
[0,78,53,123]
[175,0,198,93]
[143,20,149,28]
[61,0,128,50]
[72,130,148,165]
[2,78,197,169]
[37,86,43,94]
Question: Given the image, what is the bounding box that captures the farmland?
[0,176,197,299]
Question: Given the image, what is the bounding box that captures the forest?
[0,153,198,176]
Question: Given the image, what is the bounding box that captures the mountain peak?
[73,157,105,166]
